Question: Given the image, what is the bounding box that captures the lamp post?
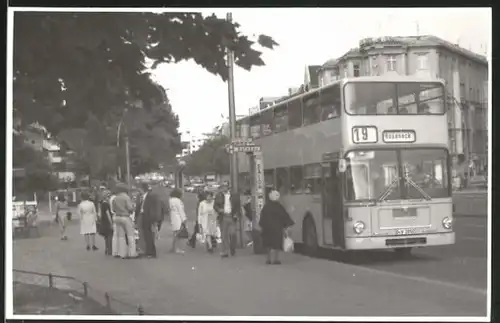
[226,12,239,194]
[117,108,131,192]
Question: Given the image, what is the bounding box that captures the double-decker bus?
[236,75,454,257]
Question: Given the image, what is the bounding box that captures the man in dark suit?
[135,184,151,255]
[141,186,164,258]
[214,183,241,258]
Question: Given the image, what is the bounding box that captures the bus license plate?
[395,228,416,235]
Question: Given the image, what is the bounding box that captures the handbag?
[283,233,294,253]
[177,223,189,239]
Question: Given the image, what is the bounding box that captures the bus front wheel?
[393,247,412,258]
[303,217,319,256]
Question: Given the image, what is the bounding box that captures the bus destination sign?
[382,130,416,143]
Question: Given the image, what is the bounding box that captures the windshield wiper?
[398,95,444,109]
[403,175,432,201]
[377,176,400,202]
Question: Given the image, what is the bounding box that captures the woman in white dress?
[198,191,218,253]
[78,191,98,251]
[169,188,187,254]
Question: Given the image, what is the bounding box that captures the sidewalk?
[11,221,486,317]
[453,192,488,217]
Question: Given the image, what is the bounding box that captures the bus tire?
[393,247,412,258]
[303,216,319,257]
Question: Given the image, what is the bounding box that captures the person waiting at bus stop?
[112,183,138,259]
[214,183,241,258]
[259,189,294,265]
[54,193,68,240]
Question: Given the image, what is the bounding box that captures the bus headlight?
[442,217,452,229]
[353,221,366,234]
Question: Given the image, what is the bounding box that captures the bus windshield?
[343,82,445,115]
[344,148,450,202]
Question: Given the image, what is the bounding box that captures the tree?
[57,102,181,179]
[13,12,278,136]
[185,136,230,176]
[13,133,58,193]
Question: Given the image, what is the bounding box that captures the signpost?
[226,138,265,254]
[225,138,262,154]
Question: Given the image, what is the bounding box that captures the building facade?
[317,35,488,173]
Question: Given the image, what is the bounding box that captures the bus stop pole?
[226,12,242,248]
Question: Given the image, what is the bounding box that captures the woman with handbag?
[188,191,206,248]
[197,191,218,253]
[259,189,294,265]
[169,188,188,254]
[98,190,114,256]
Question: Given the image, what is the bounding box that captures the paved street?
[12,217,486,316]
[179,191,488,291]
[10,189,487,317]
[453,190,488,216]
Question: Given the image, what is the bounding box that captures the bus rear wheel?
[393,247,412,258]
[303,217,319,257]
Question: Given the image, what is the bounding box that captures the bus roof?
[237,75,445,121]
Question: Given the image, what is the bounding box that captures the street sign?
[233,146,261,153]
[226,138,261,154]
[231,138,254,145]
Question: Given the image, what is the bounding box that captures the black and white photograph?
[6,6,491,320]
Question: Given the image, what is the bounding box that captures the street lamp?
[226,12,239,194]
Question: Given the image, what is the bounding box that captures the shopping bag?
[177,223,189,239]
[215,226,222,244]
[196,233,205,243]
[283,235,294,253]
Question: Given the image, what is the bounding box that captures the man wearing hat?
[214,183,241,257]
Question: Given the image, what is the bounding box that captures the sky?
[150,8,491,141]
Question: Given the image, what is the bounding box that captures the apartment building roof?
[321,35,488,70]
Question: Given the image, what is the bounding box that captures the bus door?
[321,161,345,248]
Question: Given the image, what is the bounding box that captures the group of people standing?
[191,184,295,264]
[55,181,296,265]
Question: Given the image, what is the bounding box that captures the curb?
[453,213,487,218]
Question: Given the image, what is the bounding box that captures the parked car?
[184,185,195,193]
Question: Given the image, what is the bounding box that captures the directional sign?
[233,146,261,153]
[231,138,254,146]
[226,139,261,154]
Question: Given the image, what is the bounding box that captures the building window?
[417,54,428,70]
[353,64,360,77]
[333,66,339,79]
[460,82,466,102]
[386,55,397,72]
[343,64,349,77]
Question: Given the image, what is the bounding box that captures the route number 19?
[352,126,378,144]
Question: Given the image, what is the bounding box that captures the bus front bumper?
[345,232,455,250]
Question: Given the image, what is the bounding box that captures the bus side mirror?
[338,159,347,173]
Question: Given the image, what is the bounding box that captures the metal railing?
[13,269,145,315]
